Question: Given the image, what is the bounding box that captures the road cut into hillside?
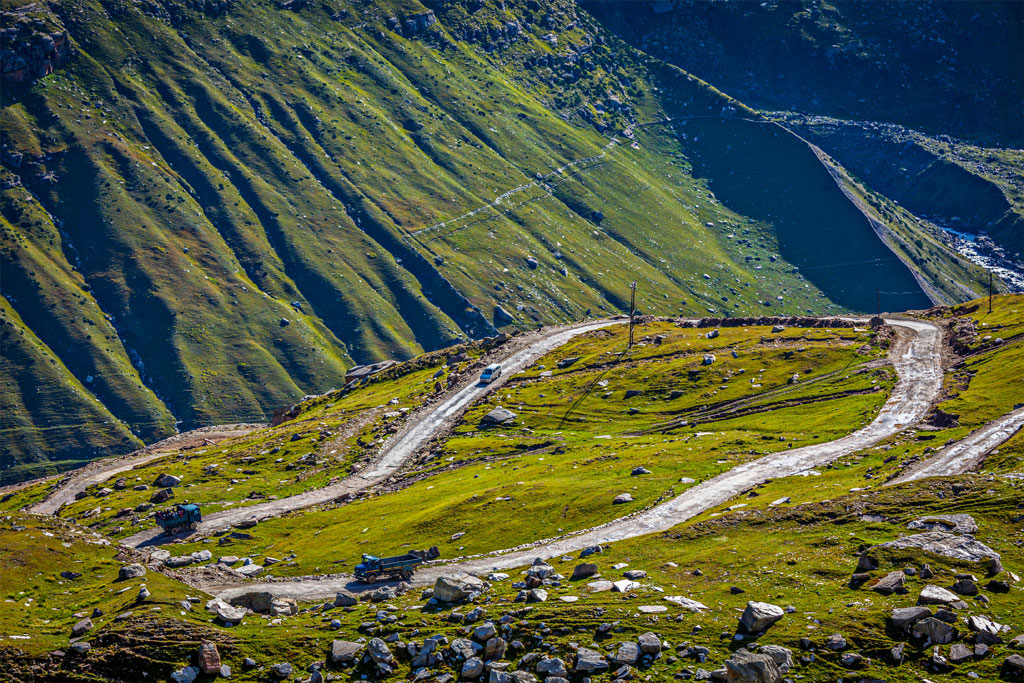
[889,405,1024,484]
[208,318,976,602]
[121,320,619,548]
[26,424,265,516]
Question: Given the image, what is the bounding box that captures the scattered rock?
[433,574,486,603]
[330,640,363,664]
[870,570,906,595]
[118,564,146,580]
[919,585,960,605]
[892,606,932,630]
[481,407,516,427]
[613,493,634,504]
[873,532,999,563]
[71,618,93,637]
[724,648,782,683]
[171,666,200,683]
[270,662,293,679]
[907,514,978,535]
[739,601,784,633]
[912,618,958,644]
[571,563,598,580]
[197,641,221,674]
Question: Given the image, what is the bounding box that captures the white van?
[480,363,502,384]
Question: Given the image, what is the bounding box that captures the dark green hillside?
[585,0,1024,146]
[676,118,932,313]
[0,0,1006,480]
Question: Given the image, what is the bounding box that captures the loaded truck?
[354,553,423,583]
[155,503,202,535]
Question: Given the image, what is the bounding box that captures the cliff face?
[1,7,74,85]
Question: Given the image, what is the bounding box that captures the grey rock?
[462,657,484,679]
[535,657,568,677]
[907,513,978,535]
[757,645,792,671]
[825,634,847,651]
[892,606,932,630]
[70,641,90,654]
[171,666,200,683]
[638,632,661,654]
[739,601,784,633]
[433,574,486,603]
[871,570,906,595]
[481,407,516,426]
[118,564,146,580]
[270,662,293,679]
[71,618,93,636]
[571,563,598,580]
[873,532,999,563]
[919,585,960,605]
[724,648,782,683]
[912,617,958,644]
[574,647,608,673]
[612,642,640,665]
[949,643,973,663]
[334,592,357,607]
[613,493,633,504]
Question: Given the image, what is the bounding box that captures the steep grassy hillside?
[1,0,1002,481]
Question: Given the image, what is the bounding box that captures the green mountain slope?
[0,0,1005,481]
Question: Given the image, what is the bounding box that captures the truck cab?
[480,363,502,384]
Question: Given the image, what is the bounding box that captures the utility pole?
[876,287,881,319]
[628,281,637,349]
[989,271,993,313]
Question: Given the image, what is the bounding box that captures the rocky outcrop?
[1,12,73,85]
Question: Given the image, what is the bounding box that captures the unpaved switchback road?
[889,406,1024,484]
[27,424,264,516]
[209,318,954,602]
[123,321,618,548]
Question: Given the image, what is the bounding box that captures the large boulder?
[118,564,146,580]
[571,563,598,580]
[873,532,999,563]
[197,641,221,674]
[71,617,93,637]
[638,632,661,654]
[758,645,792,672]
[739,601,784,633]
[612,642,639,666]
[919,585,960,605]
[892,606,932,630]
[574,647,608,674]
[329,640,363,664]
[535,657,567,678]
[433,574,486,603]
[870,570,906,595]
[153,473,181,487]
[907,514,978,535]
[725,649,782,683]
[481,407,516,427]
[912,617,958,644]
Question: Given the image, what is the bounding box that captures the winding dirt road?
[208,318,968,602]
[26,424,264,516]
[889,406,1024,484]
[122,321,618,548]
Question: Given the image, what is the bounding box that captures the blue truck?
[354,553,423,583]
[155,503,202,535]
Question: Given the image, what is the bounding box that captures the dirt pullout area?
[204,318,955,601]
[27,424,266,516]
[889,406,1024,484]
[121,320,620,548]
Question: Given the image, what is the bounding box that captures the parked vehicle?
[480,363,502,384]
[155,503,202,534]
[354,553,423,583]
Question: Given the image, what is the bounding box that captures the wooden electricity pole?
[628,281,637,349]
[876,287,881,319]
[989,271,993,313]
